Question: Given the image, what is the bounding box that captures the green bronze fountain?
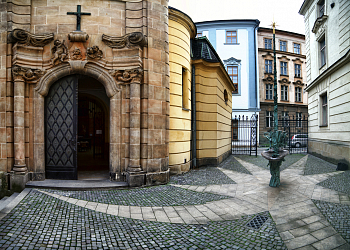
[261,22,288,187]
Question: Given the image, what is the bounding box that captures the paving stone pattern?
[42,185,231,207]
[313,199,350,244]
[317,171,350,196]
[219,155,252,175]
[304,154,337,175]
[236,154,305,171]
[0,190,286,249]
[169,166,236,185]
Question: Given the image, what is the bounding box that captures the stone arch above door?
[33,62,122,181]
[36,62,120,98]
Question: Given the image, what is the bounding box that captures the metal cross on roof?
[67,5,91,31]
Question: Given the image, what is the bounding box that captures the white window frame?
[281,85,288,101]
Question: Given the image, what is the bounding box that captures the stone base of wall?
[146,170,170,186]
[309,139,350,166]
[10,173,29,192]
[169,161,191,175]
[197,149,232,167]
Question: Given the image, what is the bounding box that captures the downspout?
[254,21,260,147]
[191,64,197,169]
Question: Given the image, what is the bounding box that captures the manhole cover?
[246,215,268,229]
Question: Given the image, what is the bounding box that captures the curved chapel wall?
[168,8,195,175]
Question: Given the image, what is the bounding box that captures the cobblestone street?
[0,154,349,249]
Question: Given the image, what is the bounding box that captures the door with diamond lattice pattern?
[45,76,78,179]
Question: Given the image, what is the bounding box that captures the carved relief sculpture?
[110,67,143,84]
[86,45,103,59]
[10,29,54,47]
[102,32,147,49]
[71,47,83,60]
[12,65,46,84]
[51,40,68,65]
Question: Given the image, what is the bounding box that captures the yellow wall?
[193,61,233,164]
[168,19,192,174]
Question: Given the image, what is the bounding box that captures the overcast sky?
[169,0,306,34]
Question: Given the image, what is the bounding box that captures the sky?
[169,0,306,34]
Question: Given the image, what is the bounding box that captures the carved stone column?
[13,74,27,174]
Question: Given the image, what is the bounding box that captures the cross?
[67,5,91,31]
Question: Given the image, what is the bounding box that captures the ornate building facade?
[0,1,234,190]
[300,0,350,166]
[257,27,308,144]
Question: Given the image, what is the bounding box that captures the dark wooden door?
[45,75,78,179]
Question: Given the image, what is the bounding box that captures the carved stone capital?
[86,45,103,59]
[110,67,144,84]
[12,65,46,84]
[102,32,147,49]
[68,31,89,42]
[10,29,54,47]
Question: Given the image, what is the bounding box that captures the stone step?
[0,193,19,212]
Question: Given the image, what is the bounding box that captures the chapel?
[0,0,234,190]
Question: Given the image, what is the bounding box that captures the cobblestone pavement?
[313,200,350,244]
[0,154,349,249]
[42,185,231,207]
[235,154,305,171]
[317,170,350,196]
[304,154,337,175]
[169,166,236,185]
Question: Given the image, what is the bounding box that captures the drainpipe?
[253,21,260,146]
[191,65,197,169]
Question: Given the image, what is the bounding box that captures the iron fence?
[232,114,258,156]
[232,114,308,155]
[277,115,308,154]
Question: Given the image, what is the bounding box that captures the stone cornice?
[10,29,54,47]
[169,7,196,39]
[12,65,46,84]
[305,49,350,91]
[102,32,147,49]
[259,48,306,59]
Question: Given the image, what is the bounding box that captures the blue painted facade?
[196,20,261,117]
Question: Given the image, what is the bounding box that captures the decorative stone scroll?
[12,65,46,84]
[110,67,143,84]
[10,29,54,47]
[68,31,89,42]
[51,40,68,65]
[102,32,147,49]
[86,45,103,59]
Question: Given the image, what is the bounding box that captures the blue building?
[196,20,260,124]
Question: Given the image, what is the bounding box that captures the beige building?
[299,0,350,166]
[257,27,308,144]
[0,1,234,191]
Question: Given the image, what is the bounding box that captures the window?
[282,111,289,127]
[224,89,228,104]
[266,84,273,100]
[265,38,272,49]
[295,87,302,102]
[280,61,288,75]
[319,37,326,67]
[295,64,301,77]
[296,112,302,127]
[294,43,300,54]
[226,31,237,44]
[182,68,190,110]
[265,60,272,73]
[227,66,238,94]
[280,41,287,51]
[281,85,288,101]
[318,0,325,17]
[266,111,273,127]
[320,93,328,126]
[196,32,202,38]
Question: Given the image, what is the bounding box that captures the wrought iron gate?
[232,114,258,156]
[45,75,78,179]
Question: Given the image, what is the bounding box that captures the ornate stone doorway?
[45,74,110,180]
